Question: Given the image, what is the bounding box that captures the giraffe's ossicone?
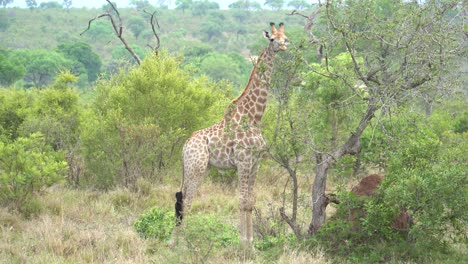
[174,22,289,247]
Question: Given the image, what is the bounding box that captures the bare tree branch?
[288,5,324,61]
[81,0,162,65]
[81,0,141,65]
[80,14,106,36]
[143,10,161,55]
[280,207,303,238]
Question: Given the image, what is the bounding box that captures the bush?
[81,52,228,189]
[0,133,67,210]
[255,234,297,251]
[18,197,43,219]
[377,129,467,244]
[183,214,239,248]
[453,111,468,133]
[134,207,175,240]
[134,207,239,248]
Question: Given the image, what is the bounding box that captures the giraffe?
[175,22,289,247]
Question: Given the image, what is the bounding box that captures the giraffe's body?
[176,23,289,247]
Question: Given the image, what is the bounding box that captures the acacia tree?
[176,0,192,13]
[127,16,146,39]
[264,0,284,10]
[56,42,102,83]
[0,0,13,8]
[26,0,38,10]
[63,0,72,9]
[129,0,151,10]
[228,0,261,11]
[0,49,25,86]
[280,0,465,235]
[287,0,310,10]
[11,49,72,87]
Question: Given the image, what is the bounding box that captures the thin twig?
[143,10,161,54]
[81,0,142,65]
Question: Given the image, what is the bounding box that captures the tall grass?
[0,164,331,263]
[1,165,465,263]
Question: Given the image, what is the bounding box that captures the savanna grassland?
[1,168,332,263]
[1,1,467,263]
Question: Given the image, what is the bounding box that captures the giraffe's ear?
[263,30,272,41]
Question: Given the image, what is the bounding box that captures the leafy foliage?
[0,0,13,8]
[183,214,240,248]
[375,124,467,244]
[191,0,219,16]
[0,89,30,140]
[0,133,67,210]
[127,16,146,39]
[287,0,310,10]
[11,49,72,87]
[264,0,285,10]
[81,52,227,188]
[134,207,175,240]
[0,49,25,87]
[111,45,146,63]
[0,5,465,263]
[39,1,63,9]
[301,52,366,152]
[453,110,468,134]
[135,207,239,248]
[0,73,82,188]
[197,52,250,87]
[56,42,102,83]
[316,109,467,260]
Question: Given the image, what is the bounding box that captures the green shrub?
[313,118,468,262]
[134,207,175,240]
[0,133,67,210]
[81,52,228,189]
[134,207,239,248]
[18,197,43,219]
[255,234,296,251]
[453,111,468,133]
[183,214,240,248]
[375,129,467,244]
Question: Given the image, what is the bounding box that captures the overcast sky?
[9,0,244,9]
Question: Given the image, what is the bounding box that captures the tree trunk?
[308,153,332,234]
[280,166,303,238]
[308,101,379,235]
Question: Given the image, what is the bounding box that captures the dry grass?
[0,166,334,264]
[277,247,329,264]
[6,165,464,263]
[0,186,151,263]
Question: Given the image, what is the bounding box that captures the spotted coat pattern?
[178,23,289,246]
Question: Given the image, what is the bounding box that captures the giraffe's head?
[263,22,290,52]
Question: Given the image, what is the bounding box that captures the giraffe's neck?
[226,44,276,125]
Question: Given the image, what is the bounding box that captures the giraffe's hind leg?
[180,139,210,219]
[170,139,209,247]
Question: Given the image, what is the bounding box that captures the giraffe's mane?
[231,48,268,104]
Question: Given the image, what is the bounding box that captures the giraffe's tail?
[175,191,183,225]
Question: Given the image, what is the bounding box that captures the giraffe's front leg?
[238,160,260,249]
